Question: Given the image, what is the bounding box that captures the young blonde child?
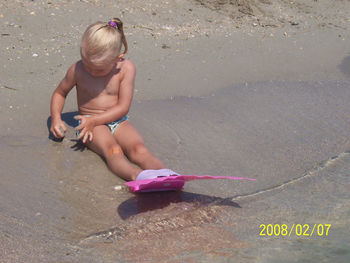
[50,18,177,181]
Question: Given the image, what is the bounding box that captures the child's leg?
[113,121,165,170]
[85,125,142,181]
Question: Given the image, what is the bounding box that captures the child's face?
[82,58,116,77]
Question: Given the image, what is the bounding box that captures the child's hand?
[50,118,67,139]
[74,115,95,143]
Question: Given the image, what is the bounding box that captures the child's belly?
[77,95,119,115]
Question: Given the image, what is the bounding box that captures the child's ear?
[118,54,124,60]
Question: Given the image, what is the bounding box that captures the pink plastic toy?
[125,175,256,193]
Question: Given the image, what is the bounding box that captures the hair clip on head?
[108,21,117,28]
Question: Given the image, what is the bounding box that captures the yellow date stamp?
[259,224,331,237]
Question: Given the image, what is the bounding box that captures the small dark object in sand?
[0,85,17,91]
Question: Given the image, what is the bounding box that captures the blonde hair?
[80,18,128,64]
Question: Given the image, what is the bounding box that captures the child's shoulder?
[65,60,83,73]
[74,60,84,70]
[119,58,135,72]
[66,60,86,78]
[61,61,82,81]
[117,59,136,81]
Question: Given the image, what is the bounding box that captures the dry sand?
[1,0,350,262]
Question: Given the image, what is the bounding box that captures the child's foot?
[127,169,183,192]
[136,169,179,181]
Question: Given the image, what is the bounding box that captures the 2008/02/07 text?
[259,224,331,237]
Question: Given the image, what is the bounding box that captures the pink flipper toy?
[125,175,256,193]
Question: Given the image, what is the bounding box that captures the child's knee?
[132,143,149,156]
[127,143,148,161]
[105,145,124,157]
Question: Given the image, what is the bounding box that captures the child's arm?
[75,60,135,142]
[50,63,77,139]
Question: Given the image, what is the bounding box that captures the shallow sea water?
[75,80,350,262]
[1,80,350,262]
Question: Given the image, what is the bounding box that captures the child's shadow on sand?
[47,111,85,151]
[117,191,241,220]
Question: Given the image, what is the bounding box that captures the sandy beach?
[1,0,350,262]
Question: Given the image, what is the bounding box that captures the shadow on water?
[117,190,241,220]
[47,111,79,139]
[338,56,350,78]
[47,111,86,151]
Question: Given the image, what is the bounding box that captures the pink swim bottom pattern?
[125,175,256,193]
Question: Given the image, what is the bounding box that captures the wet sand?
[1,0,350,262]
